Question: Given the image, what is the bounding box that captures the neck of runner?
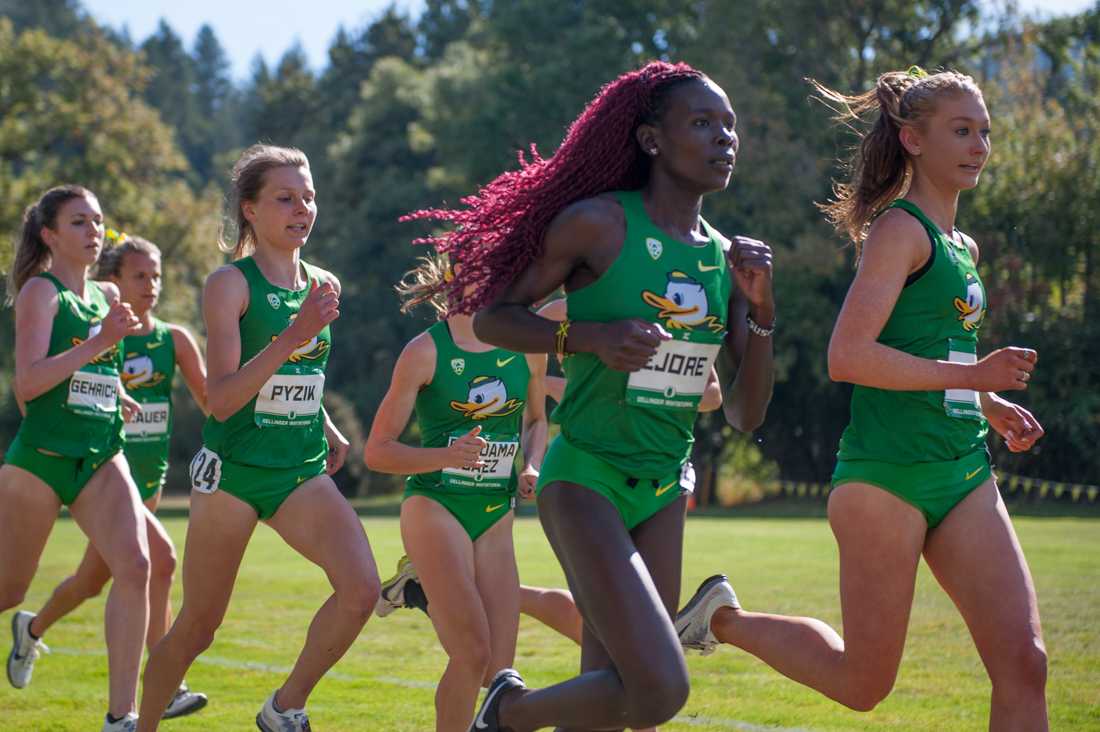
[640,181,707,245]
[252,246,305,290]
[47,262,91,300]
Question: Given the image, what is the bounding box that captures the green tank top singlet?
[202,257,331,468]
[19,273,123,457]
[553,189,731,479]
[121,317,176,446]
[406,321,530,495]
[838,199,989,464]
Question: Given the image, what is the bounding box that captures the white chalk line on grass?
[52,646,812,730]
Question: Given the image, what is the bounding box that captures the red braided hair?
[400,60,705,314]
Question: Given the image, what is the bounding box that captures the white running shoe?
[256,691,311,732]
[7,610,48,689]
[675,574,739,656]
[101,712,138,731]
[162,680,208,719]
[375,555,418,618]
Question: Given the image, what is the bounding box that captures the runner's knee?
[624,666,690,727]
[148,542,177,584]
[0,581,28,611]
[991,636,1047,696]
[108,547,150,590]
[336,571,380,621]
[448,628,492,681]
[839,675,896,712]
[176,612,221,657]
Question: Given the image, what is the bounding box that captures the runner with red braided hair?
[409,61,778,731]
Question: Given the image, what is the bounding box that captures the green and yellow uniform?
[3,274,124,505]
[832,199,990,527]
[121,318,175,500]
[538,189,730,529]
[405,321,529,541]
[191,257,331,519]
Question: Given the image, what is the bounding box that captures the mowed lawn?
[3,514,1097,731]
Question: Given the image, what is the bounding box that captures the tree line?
[1,0,1097,499]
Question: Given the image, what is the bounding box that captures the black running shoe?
[470,668,525,731]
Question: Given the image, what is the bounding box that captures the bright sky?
[82,0,1095,80]
[83,0,426,79]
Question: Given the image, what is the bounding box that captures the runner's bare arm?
[169,323,208,415]
[13,278,133,401]
[475,199,664,371]
[364,332,486,474]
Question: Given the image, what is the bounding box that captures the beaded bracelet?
[745,312,775,337]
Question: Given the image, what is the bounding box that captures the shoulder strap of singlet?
[230,255,256,279]
[885,199,942,236]
[299,259,317,286]
[613,189,645,224]
[154,317,174,350]
[698,217,731,256]
[884,200,938,287]
[37,271,65,293]
[428,320,450,351]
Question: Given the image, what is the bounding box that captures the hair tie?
[907,65,929,80]
[105,228,128,246]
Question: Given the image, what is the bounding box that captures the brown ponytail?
[809,69,982,257]
[396,254,451,318]
[7,185,95,305]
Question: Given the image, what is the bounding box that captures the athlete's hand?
[727,236,774,314]
[443,425,487,470]
[517,464,538,499]
[325,422,350,474]
[120,392,141,422]
[288,280,340,342]
[100,301,143,345]
[970,347,1037,392]
[984,394,1044,452]
[594,319,670,372]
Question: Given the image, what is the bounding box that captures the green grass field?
[3,514,1098,730]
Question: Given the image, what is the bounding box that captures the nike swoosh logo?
[964,467,983,481]
[474,678,510,729]
[146,341,166,349]
[698,261,722,273]
[496,355,517,368]
[655,480,678,496]
[485,503,505,513]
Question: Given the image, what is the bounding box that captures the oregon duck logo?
[270,314,330,362]
[71,323,118,365]
[953,273,985,332]
[641,271,724,332]
[121,354,166,390]
[449,375,524,420]
[287,335,329,363]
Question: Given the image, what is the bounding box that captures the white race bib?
[442,432,519,491]
[124,401,170,439]
[626,336,720,410]
[189,447,222,494]
[254,371,325,427]
[66,370,119,419]
[944,340,982,419]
